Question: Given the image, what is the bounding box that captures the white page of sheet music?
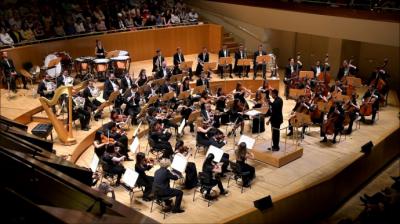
[171,153,188,173]
[121,168,139,188]
[206,145,224,162]
[238,135,256,149]
[130,136,140,154]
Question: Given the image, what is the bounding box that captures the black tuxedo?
[102,79,119,100]
[195,52,209,76]
[156,67,172,79]
[152,55,165,72]
[173,52,192,76]
[83,86,102,113]
[337,66,357,81]
[0,58,26,90]
[218,49,232,77]
[253,50,267,79]
[196,78,209,89]
[37,80,54,99]
[153,167,182,211]
[234,50,249,76]
[120,76,133,93]
[267,96,283,150]
[124,90,141,124]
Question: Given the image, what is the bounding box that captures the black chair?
[227,161,251,193]
[99,160,118,186]
[121,182,145,205]
[150,187,175,219]
[194,140,208,159]
[192,172,215,207]
[146,137,164,160]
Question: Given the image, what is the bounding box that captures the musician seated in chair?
[136,69,148,87]
[103,73,120,101]
[104,111,132,160]
[174,140,198,189]
[152,49,165,73]
[196,72,210,89]
[72,92,91,131]
[149,120,174,159]
[320,102,345,144]
[228,99,245,137]
[218,44,233,79]
[83,80,103,121]
[153,158,185,213]
[135,152,154,201]
[343,92,360,135]
[123,84,141,125]
[156,61,172,80]
[201,103,220,128]
[234,44,249,78]
[173,47,193,79]
[0,50,27,92]
[56,70,73,87]
[202,153,229,200]
[37,75,56,99]
[120,72,134,93]
[101,146,126,186]
[235,142,255,188]
[287,95,310,139]
[253,44,267,80]
[360,85,380,124]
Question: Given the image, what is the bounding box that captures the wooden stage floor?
[1,53,399,223]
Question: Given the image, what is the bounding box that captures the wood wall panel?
[5,24,222,71]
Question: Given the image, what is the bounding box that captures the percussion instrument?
[118,50,129,56]
[93,58,110,73]
[111,55,131,71]
[55,51,73,68]
[74,56,94,74]
[44,53,62,78]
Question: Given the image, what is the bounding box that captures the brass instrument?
[39,86,76,145]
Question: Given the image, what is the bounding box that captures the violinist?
[174,140,198,189]
[101,146,126,186]
[199,90,212,110]
[146,106,178,131]
[135,152,154,201]
[360,85,380,124]
[149,120,174,158]
[215,88,232,125]
[83,79,102,121]
[228,99,245,137]
[197,119,226,148]
[320,102,345,144]
[235,142,255,188]
[343,92,360,135]
[202,153,229,200]
[136,69,148,87]
[93,130,114,158]
[179,77,191,96]
[104,111,132,160]
[287,95,310,138]
[123,84,141,125]
[233,82,251,105]
[258,79,272,100]
[201,103,220,128]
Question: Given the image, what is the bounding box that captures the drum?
[111,55,130,70]
[55,52,73,69]
[118,50,129,56]
[93,58,110,72]
[44,53,62,78]
[75,56,94,72]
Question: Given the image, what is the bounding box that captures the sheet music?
[178,119,185,134]
[90,154,99,172]
[238,135,256,149]
[206,145,224,162]
[171,153,188,173]
[121,168,139,188]
[130,136,140,154]
[245,110,261,117]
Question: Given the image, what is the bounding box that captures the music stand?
[289,88,305,100]
[203,62,217,76]
[237,59,252,80]
[192,85,206,95]
[90,154,100,172]
[179,61,193,75]
[147,95,159,105]
[162,92,175,102]
[299,71,314,79]
[219,57,233,90]
[238,135,256,150]
[138,85,150,95]
[130,136,140,153]
[152,78,165,87]
[255,55,271,79]
[171,153,188,173]
[170,74,183,83]
[178,90,190,100]
[345,76,362,87]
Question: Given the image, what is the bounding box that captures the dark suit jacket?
[197,52,209,64]
[56,75,66,87]
[196,78,209,88]
[234,50,247,67]
[0,58,16,75]
[268,96,283,125]
[253,50,267,65]
[120,76,133,93]
[173,53,185,66]
[37,80,54,99]
[152,55,165,72]
[103,79,119,100]
[218,49,230,58]
[153,167,179,194]
[156,67,172,79]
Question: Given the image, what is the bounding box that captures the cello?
[359,88,377,117]
[322,103,341,135]
[317,54,330,86]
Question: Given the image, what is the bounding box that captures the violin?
[144,157,155,166]
[322,104,341,135]
[101,134,116,144]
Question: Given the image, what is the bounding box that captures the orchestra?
[10,41,392,213]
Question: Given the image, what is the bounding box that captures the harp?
[39,86,77,145]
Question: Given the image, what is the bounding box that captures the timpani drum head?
[118,50,129,56]
[93,58,110,64]
[111,56,130,61]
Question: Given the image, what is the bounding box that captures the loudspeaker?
[361,141,374,153]
[253,195,273,211]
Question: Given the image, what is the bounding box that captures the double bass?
[359,89,377,117]
[317,54,330,86]
[322,104,341,135]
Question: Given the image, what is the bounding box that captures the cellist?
[287,95,310,139]
[320,102,345,144]
[360,85,380,124]
[343,92,360,135]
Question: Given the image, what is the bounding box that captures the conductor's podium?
[251,140,303,168]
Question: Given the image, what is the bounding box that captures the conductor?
[266,89,283,151]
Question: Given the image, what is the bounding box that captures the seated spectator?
[20,23,35,41]
[0,27,14,46]
[54,20,66,37]
[95,19,107,31]
[9,24,24,44]
[93,6,106,21]
[133,14,143,27]
[155,13,166,26]
[169,12,181,24]
[74,18,86,33]
[188,9,199,22]
[85,17,95,32]
[124,14,134,27]
[117,13,126,29]
[33,22,46,40]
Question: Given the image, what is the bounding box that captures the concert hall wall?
[5,24,222,72]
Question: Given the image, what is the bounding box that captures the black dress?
[236,155,255,186]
